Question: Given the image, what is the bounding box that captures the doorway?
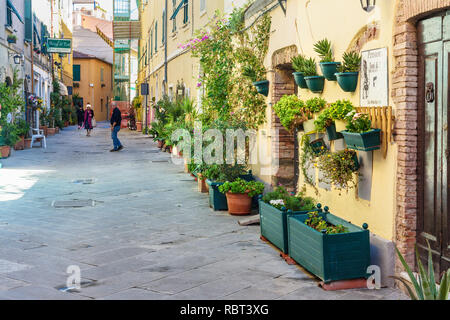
[417,11,449,277]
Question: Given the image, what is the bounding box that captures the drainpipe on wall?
[164,0,168,95]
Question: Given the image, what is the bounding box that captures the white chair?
[31,128,46,149]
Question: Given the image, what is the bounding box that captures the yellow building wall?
[251,0,398,241]
[55,20,73,88]
[73,58,113,121]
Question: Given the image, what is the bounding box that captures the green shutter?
[155,22,158,52]
[73,65,81,82]
[24,0,32,43]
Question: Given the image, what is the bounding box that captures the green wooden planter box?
[341,129,381,151]
[259,199,321,254]
[287,209,371,283]
[319,62,341,81]
[253,80,269,96]
[293,72,308,88]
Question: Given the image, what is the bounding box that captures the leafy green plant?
[304,212,348,234]
[328,99,355,120]
[291,55,306,73]
[314,108,334,132]
[392,241,450,300]
[316,149,359,193]
[313,39,334,63]
[218,178,265,197]
[302,58,318,77]
[272,95,307,131]
[203,164,247,183]
[338,51,361,73]
[299,135,319,192]
[242,65,266,83]
[305,97,327,115]
[14,117,30,138]
[0,123,20,146]
[345,111,372,133]
[262,186,316,212]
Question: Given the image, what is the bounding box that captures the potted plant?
[0,123,19,158]
[291,55,308,89]
[316,149,360,193]
[272,95,307,132]
[314,39,341,81]
[259,186,317,254]
[303,58,325,93]
[335,51,361,92]
[341,111,381,151]
[302,97,327,133]
[314,99,355,140]
[287,209,371,283]
[242,65,269,97]
[7,34,17,44]
[13,118,29,151]
[132,96,143,132]
[218,178,265,215]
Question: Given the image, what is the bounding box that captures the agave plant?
[392,241,450,300]
[302,58,318,77]
[291,54,306,73]
[339,51,361,73]
[313,38,334,62]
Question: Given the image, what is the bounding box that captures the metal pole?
[145,94,148,134]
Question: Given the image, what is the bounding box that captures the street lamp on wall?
[360,0,376,12]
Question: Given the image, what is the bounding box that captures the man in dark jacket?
[110,106,123,152]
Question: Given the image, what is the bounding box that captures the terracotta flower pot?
[157,140,163,149]
[24,138,32,149]
[40,126,48,137]
[197,174,209,193]
[64,121,69,127]
[47,127,56,136]
[55,127,60,134]
[13,137,25,150]
[225,192,252,215]
[0,145,11,158]
[136,121,142,132]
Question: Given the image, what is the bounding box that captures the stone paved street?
[0,124,407,300]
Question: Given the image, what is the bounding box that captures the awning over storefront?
[59,81,68,96]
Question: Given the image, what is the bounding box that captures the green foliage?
[0,122,20,146]
[262,186,316,212]
[14,117,30,138]
[302,57,318,77]
[338,51,361,73]
[272,95,306,131]
[328,99,355,120]
[313,39,334,63]
[392,240,450,300]
[132,96,143,122]
[203,163,247,183]
[304,212,348,234]
[0,69,24,122]
[317,149,359,193]
[314,108,334,132]
[300,135,319,192]
[305,97,327,114]
[345,111,372,133]
[291,54,306,73]
[218,178,265,197]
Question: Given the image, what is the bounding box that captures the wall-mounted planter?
[326,123,343,141]
[7,38,17,44]
[207,180,228,211]
[319,62,341,81]
[310,138,328,155]
[253,80,269,96]
[292,72,308,89]
[259,199,321,254]
[341,129,381,151]
[287,209,371,283]
[304,76,325,93]
[335,72,359,92]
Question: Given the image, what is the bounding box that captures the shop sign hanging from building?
[360,47,388,106]
[47,38,72,54]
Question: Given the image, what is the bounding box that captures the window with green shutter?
[155,22,158,53]
[73,65,81,82]
[24,0,32,42]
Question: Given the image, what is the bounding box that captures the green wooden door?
[417,11,450,277]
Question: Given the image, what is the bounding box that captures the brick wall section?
[392,0,450,271]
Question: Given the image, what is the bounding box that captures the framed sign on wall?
[360,47,389,106]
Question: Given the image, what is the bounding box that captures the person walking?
[76,103,84,130]
[110,105,123,152]
[84,103,94,137]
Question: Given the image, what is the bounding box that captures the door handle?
[426,82,435,103]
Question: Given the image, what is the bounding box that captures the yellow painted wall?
[73,58,113,121]
[250,0,398,241]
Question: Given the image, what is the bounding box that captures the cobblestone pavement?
[0,123,408,300]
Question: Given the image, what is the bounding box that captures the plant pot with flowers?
[335,51,361,92]
[218,178,265,216]
[341,111,381,151]
[314,99,355,140]
[242,65,269,97]
[303,58,325,93]
[7,34,17,44]
[272,95,308,133]
[291,55,308,89]
[259,186,317,254]
[314,39,341,81]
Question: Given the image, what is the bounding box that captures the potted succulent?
[287,208,370,283]
[272,95,307,132]
[335,51,361,92]
[341,111,381,151]
[259,186,317,254]
[314,39,341,81]
[218,178,265,215]
[242,65,269,97]
[291,55,308,89]
[7,34,17,44]
[303,58,325,93]
[302,97,327,133]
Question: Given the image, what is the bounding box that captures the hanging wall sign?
[360,47,388,106]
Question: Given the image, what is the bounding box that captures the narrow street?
[0,124,406,300]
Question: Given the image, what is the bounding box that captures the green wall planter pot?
[292,72,308,89]
[259,199,321,254]
[335,72,359,92]
[310,138,328,155]
[319,62,341,81]
[287,209,371,283]
[206,180,228,211]
[325,123,343,141]
[341,129,381,151]
[253,80,269,96]
[7,38,17,44]
[304,76,325,93]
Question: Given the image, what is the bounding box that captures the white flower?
[270,199,285,206]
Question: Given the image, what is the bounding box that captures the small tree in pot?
[313,38,341,81]
[219,178,265,215]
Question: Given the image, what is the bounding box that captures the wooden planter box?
[259,199,321,254]
[287,210,371,283]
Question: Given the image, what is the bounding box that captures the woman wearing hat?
[84,103,95,137]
